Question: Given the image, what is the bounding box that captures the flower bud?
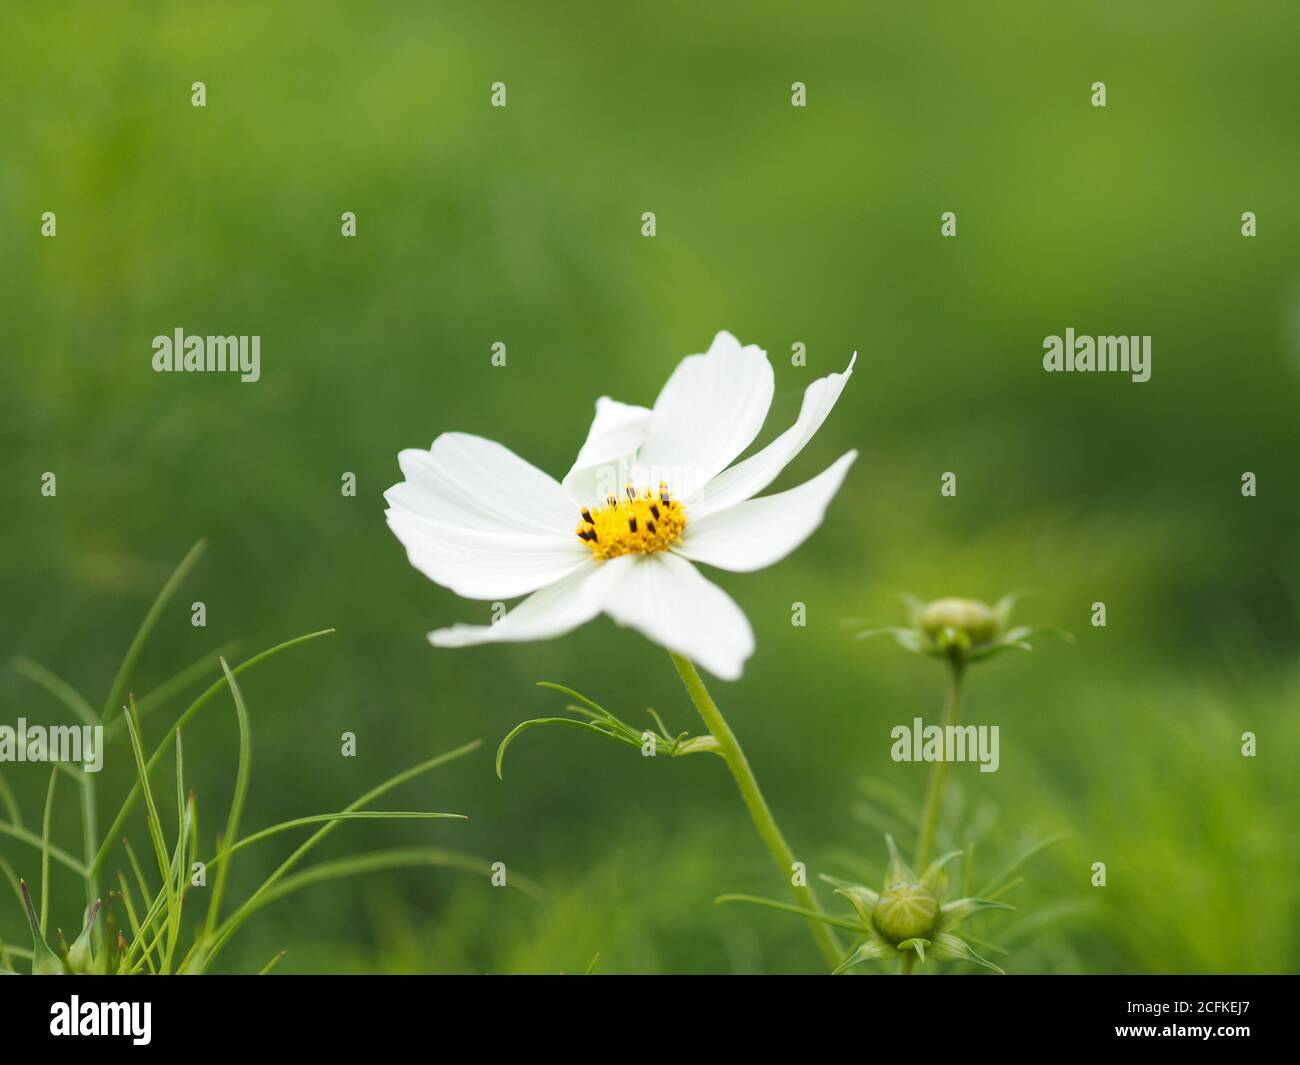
[872,881,939,944]
[922,597,998,646]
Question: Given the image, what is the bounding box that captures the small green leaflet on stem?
[496,681,720,778]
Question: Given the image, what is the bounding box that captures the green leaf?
[11,657,97,727]
[209,811,468,867]
[120,698,171,883]
[191,741,481,972]
[0,821,87,876]
[855,777,922,829]
[0,855,22,911]
[976,832,1069,899]
[121,837,153,910]
[499,680,710,772]
[996,897,1096,947]
[496,717,630,778]
[39,768,58,935]
[962,932,1011,956]
[235,847,542,917]
[131,640,242,725]
[159,734,190,974]
[91,627,335,880]
[0,769,21,828]
[101,539,208,723]
[19,880,62,975]
[114,871,155,974]
[535,680,616,720]
[714,894,865,934]
[822,849,883,887]
[204,658,254,939]
[644,706,673,738]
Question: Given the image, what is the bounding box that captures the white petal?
[634,331,774,500]
[386,508,589,600]
[561,396,652,507]
[677,451,857,572]
[689,353,856,518]
[599,552,754,680]
[429,557,631,647]
[388,432,577,535]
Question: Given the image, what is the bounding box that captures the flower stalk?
[914,659,964,871]
[670,653,842,969]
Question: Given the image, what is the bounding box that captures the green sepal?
[920,850,963,896]
[854,626,927,655]
[831,934,894,975]
[830,886,874,927]
[930,932,1005,973]
[66,898,101,973]
[897,936,930,962]
[820,873,879,909]
[937,896,1014,932]
[883,833,916,886]
[20,880,63,975]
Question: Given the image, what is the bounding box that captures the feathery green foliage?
[2,544,521,975]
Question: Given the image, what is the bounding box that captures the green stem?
[669,653,842,970]
[914,660,964,871]
[79,774,98,911]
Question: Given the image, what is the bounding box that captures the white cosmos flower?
[385,331,857,681]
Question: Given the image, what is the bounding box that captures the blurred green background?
[3,1,1297,974]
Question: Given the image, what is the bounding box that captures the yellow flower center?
[576,482,686,560]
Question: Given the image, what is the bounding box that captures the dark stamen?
[647,520,657,534]
[628,517,638,533]
[581,509,593,524]
[650,504,660,520]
